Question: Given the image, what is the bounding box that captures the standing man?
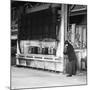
[64,40,77,77]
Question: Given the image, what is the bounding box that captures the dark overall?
[64,42,77,75]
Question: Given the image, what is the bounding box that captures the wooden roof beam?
[26,3,60,13]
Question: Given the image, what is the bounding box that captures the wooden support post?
[64,5,68,41]
[16,40,20,65]
[56,4,68,57]
[56,4,68,72]
[63,4,68,73]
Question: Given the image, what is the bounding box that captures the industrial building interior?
[11,0,87,89]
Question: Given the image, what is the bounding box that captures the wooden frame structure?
[15,2,87,72]
[16,4,68,72]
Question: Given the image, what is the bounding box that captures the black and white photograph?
[11,0,87,89]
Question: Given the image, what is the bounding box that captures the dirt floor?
[11,66,87,89]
